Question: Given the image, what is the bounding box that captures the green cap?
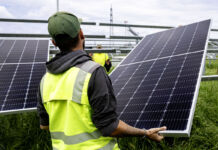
[48,11,80,39]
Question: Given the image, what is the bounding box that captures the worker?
[92,45,112,72]
[37,11,166,150]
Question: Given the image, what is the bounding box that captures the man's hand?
[40,125,49,130]
[145,126,166,142]
[110,120,166,142]
[105,60,110,65]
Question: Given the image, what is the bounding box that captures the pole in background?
[110,4,113,36]
[124,20,128,36]
[110,4,114,48]
[57,0,59,12]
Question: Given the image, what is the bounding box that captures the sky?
[0,0,218,38]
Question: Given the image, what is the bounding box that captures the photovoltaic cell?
[110,20,211,136]
[0,39,49,114]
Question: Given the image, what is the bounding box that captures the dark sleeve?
[88,67,119,136]
[37,86,49,126]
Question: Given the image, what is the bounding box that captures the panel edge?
[186,19,212,136]
[0,108,37,115]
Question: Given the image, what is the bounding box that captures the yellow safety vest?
[92,53,109,67]
[40,60,119,150]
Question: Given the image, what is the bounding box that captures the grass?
[0,60,218,150]
[205,60,218,75]
[0,112,51,150]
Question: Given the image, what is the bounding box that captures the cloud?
[0,6,14,18]
[25,5,56,19]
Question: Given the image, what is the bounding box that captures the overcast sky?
[0,0,217,38]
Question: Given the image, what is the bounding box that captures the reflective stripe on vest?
[41,60,119,150]
[51,130,101,145]
[52,147,58,150]
[99,139,117,150]
[72,61,100,103]
[52,139,117,150]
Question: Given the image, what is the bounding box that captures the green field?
[0,59,218,150]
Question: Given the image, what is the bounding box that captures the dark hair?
[54,34,79,51]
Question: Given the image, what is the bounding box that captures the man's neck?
[72,42,84,51]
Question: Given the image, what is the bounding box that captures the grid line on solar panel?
[123,32,163,64]
[25,64,46,108]
[118,20,210,67]
[112,30,169,86]
[0,40,48,111]
[189,20,210,52]
[0,63,46,111]
[0,40,4,48]
[23,40,39,108]
[133,24,191,127]
[0,40,49,64]
[118,29,176,119]
[6,40,28,63]
[0,40,29,110]
[0,39,48,113]
[118,52,202,129]
[121,35,154,65]
[158,22,200,127]
[34,40,49,62]
[119,49,204,68]
[110,33,164,81]
[19,40,37,63]
[0,62,45,65]
[113,52,202,102]
[0,40,16,68]
[110,20,210,132]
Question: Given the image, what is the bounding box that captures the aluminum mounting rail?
[99,22,218,31]
[0,18,96,25]
[50,49,131,54]
[0,33,105,38]
[201,75,218,81]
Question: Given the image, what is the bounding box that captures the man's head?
[97,44,102,49]
[48,11,85,51]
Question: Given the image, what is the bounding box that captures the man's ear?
[51,39,57,46]
[79,29,85,40]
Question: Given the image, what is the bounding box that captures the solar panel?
[0,39,49,114]
[110,20,211,137]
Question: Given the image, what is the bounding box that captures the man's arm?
[88,67,119,136]
[88,67,166,141]
[111,120,166,142]
[37,86,49,130]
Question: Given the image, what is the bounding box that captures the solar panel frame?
[0,38,50,115]
[109,20,211,137]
